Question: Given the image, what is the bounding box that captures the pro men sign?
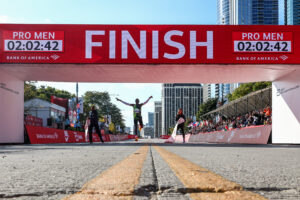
[0,24,299,64]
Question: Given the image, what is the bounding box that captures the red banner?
[187,125,272,144]
[51,96,69,117]
[25,125,129,144]
[1,24,300,64]
[24,115,43,127]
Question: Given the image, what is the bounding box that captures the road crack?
[0,188,80,199]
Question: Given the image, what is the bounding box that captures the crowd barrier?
[165,125,272,144]
[25,125,132,144]
[128,135,137,139]
[160,135,171,139]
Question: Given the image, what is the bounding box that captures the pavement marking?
[154,146,267,200]
[63,145,149,200]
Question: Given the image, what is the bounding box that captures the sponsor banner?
[26,125,127,144]
[188,125,272,144]
[26,125,85,144]
[128,135,137,139]
[1,24,300,64]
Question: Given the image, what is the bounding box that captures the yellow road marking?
[154,146,267,200]
[63,145,149,200]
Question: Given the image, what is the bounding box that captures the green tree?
[24,82,74,102]
[24,81,37,101]
[82,91,125,131]
[227,82,271,101]
[196,98,218,120]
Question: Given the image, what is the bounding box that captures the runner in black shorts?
[116,96,153,136]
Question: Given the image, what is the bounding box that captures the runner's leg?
[138,117,143,129]
[134,118,138,136]
[95,123,104,143]
[88,124,93,143]
[181,126,185,143]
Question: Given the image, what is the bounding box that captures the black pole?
[76,82,79,104]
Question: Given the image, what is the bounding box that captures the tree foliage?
[227,82,271,102]
[196,98,218,120]
[82,91,125,130]
[24,83,125,131]
[24,82,74,101]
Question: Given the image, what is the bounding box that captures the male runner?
[88,105,104,144]
[116,96,153,136]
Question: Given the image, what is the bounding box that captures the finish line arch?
[0,24,299,143]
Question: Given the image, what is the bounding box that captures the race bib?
[134,108,140,113]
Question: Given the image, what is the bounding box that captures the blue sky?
[0,0,284,130]
[0,0,217,24]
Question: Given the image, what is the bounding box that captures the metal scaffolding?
[201,87,272,119]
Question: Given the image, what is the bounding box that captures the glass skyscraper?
[206,0,278,104]
[217,0,230,24]
[252,0,278,24]
[217,0,278,25]
[285,0,300,25]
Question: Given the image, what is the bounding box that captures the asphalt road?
[0,139,299,200]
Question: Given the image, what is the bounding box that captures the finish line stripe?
[154,146,267,200]
[63,145,149,200]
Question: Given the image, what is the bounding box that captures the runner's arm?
[116,98,133,106]
[141,96,153,105]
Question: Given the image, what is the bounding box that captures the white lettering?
[190,31,213,59]
[242,33,247,40]
[35,32,43,39]
[152,31,159,59]
[13,32,19,39]
[109,31,116,59]
[85,30,105,59]
[24,32,31,39]
[163,30,185,59]
[49,32,55,40]
[121,30,146,59]
[253,33,260,40]
[19,32,24,39]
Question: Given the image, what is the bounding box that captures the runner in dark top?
[176,108,186,143]
[116,96,153,136]
[88,106,104,144]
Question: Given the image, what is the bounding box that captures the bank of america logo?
[280,55,288,61]
[51,54,60,60]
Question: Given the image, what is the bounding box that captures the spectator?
[176,108,186,143]
[196,106,272,134]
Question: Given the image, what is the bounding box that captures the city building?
[162,84,203,135]
[148,112,154,127]
[213,0,279,103]
[218,0,279,25]
[154,101,162,138]
[143,126,155,138]
[203,84,211,103]
[285,0,300,25]
[203,83,233,103]
[24,98,66,128]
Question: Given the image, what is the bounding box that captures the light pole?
[76,82,79,104]
[76,82,79,129]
